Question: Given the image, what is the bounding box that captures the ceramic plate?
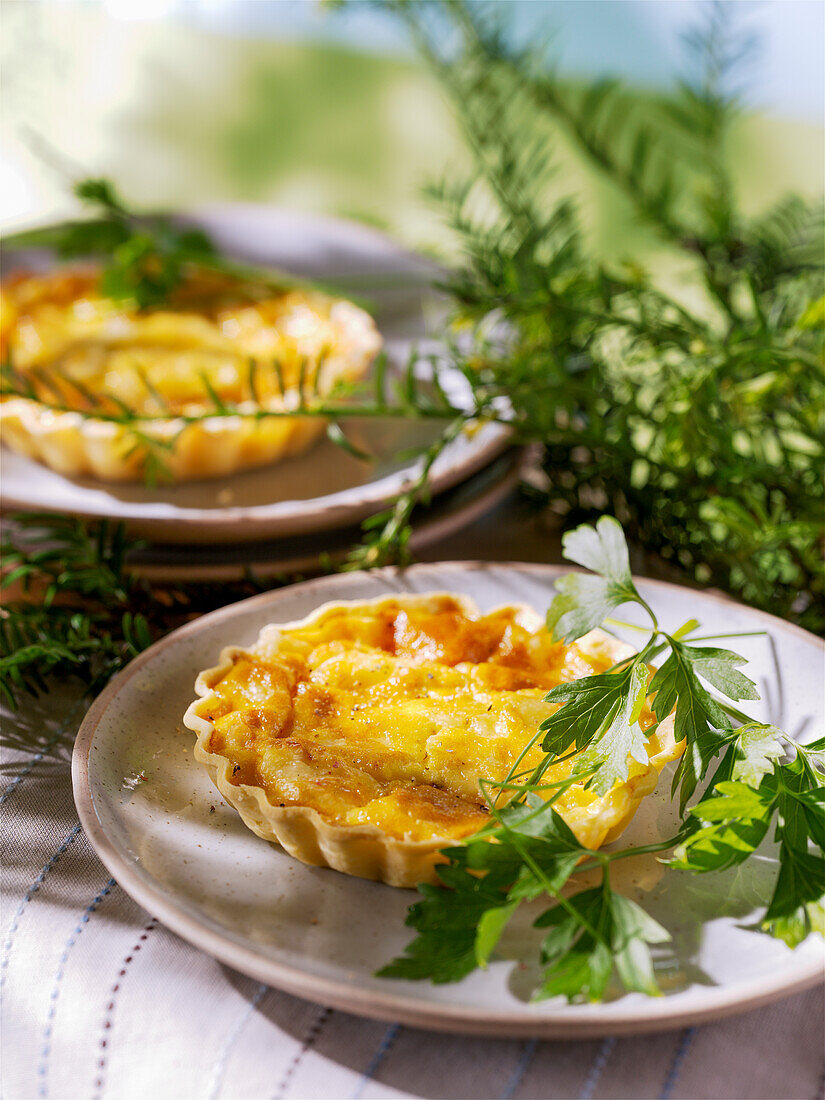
[1,206,508,544]
[72,563,824,1037]
[126,447,525,583]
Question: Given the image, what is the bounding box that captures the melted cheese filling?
[1,269,360,415]
[203,596,665,846]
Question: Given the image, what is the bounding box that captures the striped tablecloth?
[2,501,824,1100]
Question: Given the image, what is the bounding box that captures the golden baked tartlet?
[0,268,380,481]
[184,593,683,887]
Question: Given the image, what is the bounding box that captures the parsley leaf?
[562,515,634,583]
[535,881,669,1001]
[731,723,786,787]
[676,645,760,704]
[540,657,646,759]
[546,517,645,643]
[73,177,127,212]
[795,736,825,781]
[785,787,825,851]
[669,779,777,873]
[649,639,743,809]
[534,888,613,1001]
[569,660,651,796]
[761,752,825,946]
[379,798,586,984]
[377,866,514,983]
[763,899,825,950]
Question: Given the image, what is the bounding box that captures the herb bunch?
[0,514,156,708]
[0,513,264,717]
[373,0,824,633]
[382,517,824,1001]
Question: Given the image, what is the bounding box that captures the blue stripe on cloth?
[350,1023,401,1100]
[0,824,82,992]
[206,981,268,1100]
[578,1036,617,1100]
[37,877,117,1099]
[0,701,87,807]
[500,1038,538,1100]
[659,1027,698,1100]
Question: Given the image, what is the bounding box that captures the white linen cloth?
[2,501,824,1100]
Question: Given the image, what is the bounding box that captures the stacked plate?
[1,206,516,579]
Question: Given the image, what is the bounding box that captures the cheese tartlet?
[184,593,683,887]
[0,268,380,481]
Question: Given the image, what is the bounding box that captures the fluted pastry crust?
[184,593,683,887]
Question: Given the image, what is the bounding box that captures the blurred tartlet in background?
[0,267,381,482]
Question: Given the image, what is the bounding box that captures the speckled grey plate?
[1,205,508,544]
[125,447,525,583]
[72,564,824,1037]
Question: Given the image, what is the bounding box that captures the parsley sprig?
[381,517,824,1001]
[541,518,762,810]
[4,178,306,311]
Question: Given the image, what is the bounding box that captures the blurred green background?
[2,1,822,261]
